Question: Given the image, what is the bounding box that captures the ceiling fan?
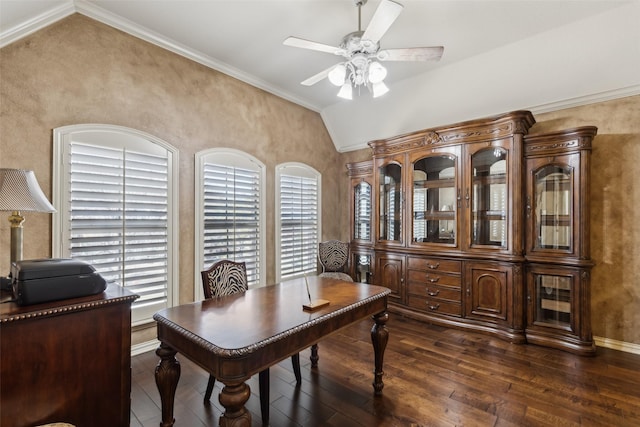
[283,0,444,99]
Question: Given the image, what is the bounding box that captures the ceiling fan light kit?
[284,0,444,100]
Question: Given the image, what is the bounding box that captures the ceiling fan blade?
[283,36,342,55]
[300,65,336,86]
[377,46,444,62]
[362,0,404,43]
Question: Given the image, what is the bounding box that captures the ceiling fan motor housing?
[340,31,380,57]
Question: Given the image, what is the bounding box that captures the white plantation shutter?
[53,125,178,325]
[202,164,261,285]
[195,149,266,299]
[276,163,321,281]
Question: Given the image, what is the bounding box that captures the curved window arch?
[52,124,179,325]
[194,148,266,300]
[275,162,322,282]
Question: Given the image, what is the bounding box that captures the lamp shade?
[328,63,347,86]
[0,169,55,213]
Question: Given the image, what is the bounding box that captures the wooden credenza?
[0,283,138,427]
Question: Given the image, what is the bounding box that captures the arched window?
[275,162,321,282]
[52,124,179,325]
[194,148,266,300]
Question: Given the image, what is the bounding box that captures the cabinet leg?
[371,311,389,396]
[155,342,180,427]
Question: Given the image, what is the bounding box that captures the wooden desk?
[0,283,138,427]
[154,276,390,427]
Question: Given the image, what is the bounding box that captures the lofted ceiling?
[1,0,639,152]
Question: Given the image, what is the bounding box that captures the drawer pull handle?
[426,302,440,311]
[426,276,440,283]
[426,288,439,297]
[427,263,440,269]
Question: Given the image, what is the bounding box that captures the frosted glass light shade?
[337,83,353,100]
[372,81,389,98]
[328,64,347,86]
[368,61,387,84]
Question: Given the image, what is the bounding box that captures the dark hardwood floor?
[130,315,640,426]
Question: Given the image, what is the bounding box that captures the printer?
[11,258,107,306]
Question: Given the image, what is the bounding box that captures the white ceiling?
[1,0,639,152]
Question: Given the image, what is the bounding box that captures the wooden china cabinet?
[347,111,597,355]
[523,127,597,355]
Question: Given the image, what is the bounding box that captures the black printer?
[11,258,107,306]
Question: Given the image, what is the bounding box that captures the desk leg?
[371,311,389,396]
[155,342,181,427]
[219,381,251,427]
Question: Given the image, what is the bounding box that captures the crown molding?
[0,1,75,48]
[73,1,319,112]
[0,0,319,112]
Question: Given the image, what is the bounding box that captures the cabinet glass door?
[353,181,372,242]
[412,155,456,245]
[534,165,572,250]
[379,163,402,242]
[471,148,507,247]
[352,252,372,283]
[533,273,572,328]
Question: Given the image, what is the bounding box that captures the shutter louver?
[279,174,318,279]
[203,163,261,286]
[68,142,169,315]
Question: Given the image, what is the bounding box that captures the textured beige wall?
[1,13,638,348]
[0,15,349,343]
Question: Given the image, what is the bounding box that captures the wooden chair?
[200,260,301,423]
[318,240,353,282]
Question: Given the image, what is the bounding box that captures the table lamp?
[0,169,56,282]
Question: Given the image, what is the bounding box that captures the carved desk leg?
[155,342,181,427]
[371,311,389,396]
[310,343,319,368]
[218,381,252,427]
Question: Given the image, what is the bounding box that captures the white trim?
[529,84,640,116]
[0,1,75,48]
[72,0,319,113]
[131,339,159,357]
[594,336,640,355]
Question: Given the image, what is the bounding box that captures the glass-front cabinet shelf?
[353,180,372,242]
[534,165,573,251]
[471,147,508,248]
[411,154,457,245]
[352,252,372,284]
[534,273,572,327]
[379,163,402,243]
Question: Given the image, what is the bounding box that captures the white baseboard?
[594,336,640,355]
[131,339,159,356]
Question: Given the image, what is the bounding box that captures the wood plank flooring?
[130,315,640,426]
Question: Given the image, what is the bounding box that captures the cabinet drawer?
[407,282,461,302]
[408,295,462,316]
[408,257,461,273]
[407,269,461,288]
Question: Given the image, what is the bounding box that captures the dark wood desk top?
[1,282,138,323]
[154,276,390,376]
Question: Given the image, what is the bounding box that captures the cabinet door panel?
[373,253,404,301]
[465,262,511,322]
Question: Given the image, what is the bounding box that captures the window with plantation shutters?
[195,149,265,300]
[53,125,178,325]
[276,163,321,282]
